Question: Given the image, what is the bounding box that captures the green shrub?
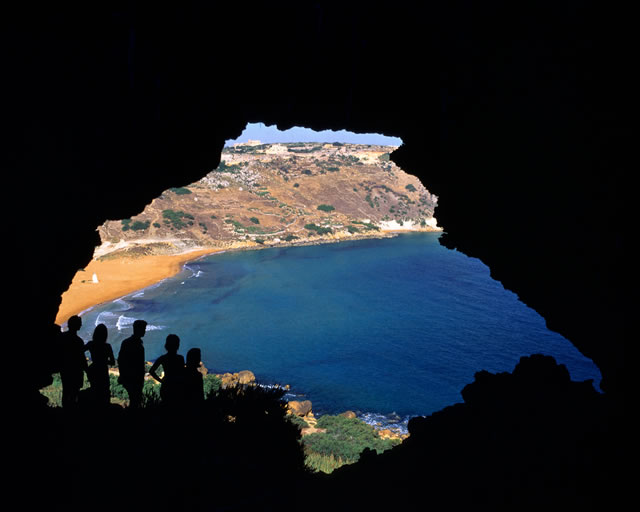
[304,452,347,474]
[287,414,310,430]
[163,209,194,230]
[304,223,333,235]
[302,415,400,465]
[130,220,150,231]
[215,160,243,173]
[170,187,192,195]
[317,204,335,213]
[351,220,380,231]
[249,217,260,224]
[365,194,375,208]
[203,374,222,398]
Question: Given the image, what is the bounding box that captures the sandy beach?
[55,247,225,325]
[55,225,440,326]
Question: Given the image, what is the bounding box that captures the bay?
[77,233,601,427]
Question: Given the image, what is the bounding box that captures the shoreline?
[55,247,225,325]
[56,228,440,326]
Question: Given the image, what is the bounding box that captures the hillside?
[96,142,439,258]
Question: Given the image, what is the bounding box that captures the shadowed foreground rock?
[306,354,621,511]
[14,355,621,512]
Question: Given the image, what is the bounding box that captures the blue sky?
[225,122,403,146]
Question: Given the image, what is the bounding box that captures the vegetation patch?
[317,204,335,213]
[40,370,223,408]
[301,414,401,473]
[352,220,380,231]
[162,210,195,230]
[305,223,333,235]
[215,160,245,173]
[121,219,151,232]
[170,187,192,195]
[365,194,375,208]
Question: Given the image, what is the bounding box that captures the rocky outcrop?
[287,400,313,417]
[216,370,256,389]
[376,428,408,441]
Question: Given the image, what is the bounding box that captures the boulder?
[340,410,357,419]
[287,400,313,417]
[378,429,394,439]
[219,372,237,389]
[377,428,406,441]
[217,370,256,388]
[236,370,255,385]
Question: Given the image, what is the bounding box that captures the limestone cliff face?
[97,143,439,256]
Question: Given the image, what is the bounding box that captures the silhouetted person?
[149,334,185,407]
[117,320,147,408]
[59,315,88,408]
[84,323,115,406]
[184,347,204,407]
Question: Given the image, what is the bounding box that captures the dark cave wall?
[8,3,625,395]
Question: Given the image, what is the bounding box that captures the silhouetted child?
[59,315,88,408]
[149,334,185,406]
[117,319,147,408]
[184,347,204,407]
[84,323,115,406]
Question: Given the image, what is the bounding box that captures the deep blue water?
[76,233,601,428]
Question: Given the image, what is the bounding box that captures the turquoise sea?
[76,233,601,430]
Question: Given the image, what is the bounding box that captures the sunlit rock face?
[11,3,624,398]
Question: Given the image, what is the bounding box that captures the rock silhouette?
[19,351,620,511]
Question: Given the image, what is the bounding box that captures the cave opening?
[9,4,624,508]
[49,122,602,475]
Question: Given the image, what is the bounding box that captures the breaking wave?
[92,312,165,332]
[358,411,412,435]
